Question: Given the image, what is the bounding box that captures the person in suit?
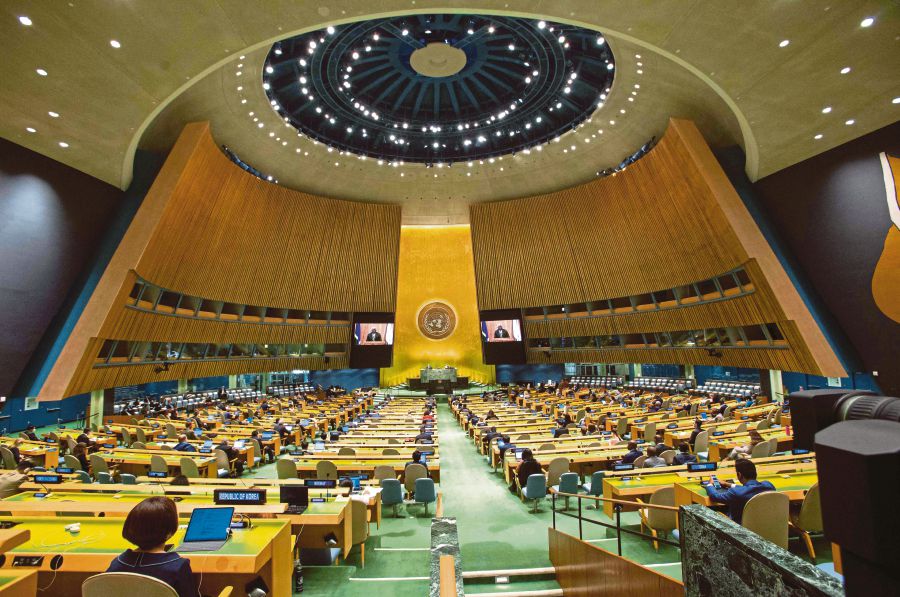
[689,419,704,449]
[494,324,510,339]
[72,442,91,471]
[673,442,697,465]
[703,458,775,523]
[217,439,243,476]
[516,449,543,489]
[106,496,198,596]
[366,327,382,342]
[653,433,669,457]
[8,438,24,464]
[642,446,667,468]
[620,441,643,465]
[23,426,38,442]
[172,435,196,452]
[415,426,433,443]
[76,428,93,446]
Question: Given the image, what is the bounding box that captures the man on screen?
[366,327,382,342]
[494,324,511,339]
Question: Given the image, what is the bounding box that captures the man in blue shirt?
[620,441,643,465]
[172,435,196,452]
[703,458,775,523]
[673,442,697,465]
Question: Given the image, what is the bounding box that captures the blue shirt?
[621,449,643,464]
[704,479,776,524]
[673,452,697,465]
[107,550,198,597]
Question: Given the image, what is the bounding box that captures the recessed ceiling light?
[26,127,36,133]
[18,16,32,26]
[779,39,790,47]
[327,26,335,34]
[36,68,47,76]
[48,111,59,118]
[58,141,69,148]
[537,21,546,29]
[821,106,832,114]
[814,134,823,140]
[845,119,855,125]
[860,17,874,28]
[110,40,121,48]
[893,97,900,104]
[840,66,851,74]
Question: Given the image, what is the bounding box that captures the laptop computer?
[233,440,245,450]
[176,506,234,552]
[280,485,309,514]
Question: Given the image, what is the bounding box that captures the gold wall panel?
[381,226,494,386]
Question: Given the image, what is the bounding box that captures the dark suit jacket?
[107,550,198,597]
[517,459,544,489]
[704,479,776,523]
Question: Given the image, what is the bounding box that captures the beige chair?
[637,486,678,550]
[403,463,428,496]
[316,460,338,480]
[382,448,400,456]
[350,499,370,567]
[743,491,790,549]
[749,442,769,459]
[643,422,657,444]
[765,437,779,456]
[121,428,132,448]
[135,427,148,444]
[615,417,629,438]
[165,423,178,438]
[660,449,676,465]
[693,431,709,461]
[82,571,232,597]
[515,434,531,441]
[538,443,556,452]
[214,449,235,478]
[790,483,824,559]
[89,454,110,477]
[387,438,400,445]
[276,459,297,480]
[66,437,78,453]
[373,465,396,482]
[546,457,570,487]
[337,447,356,456]
[633,455,647,468]
[180,457,201,478]
[64,454,83,471]
[0,447,16,470]
[756,419,771,431]
[150,454,168,474]
[734,422,748,433]
[130,441,147,450]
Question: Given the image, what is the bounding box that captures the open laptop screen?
[280,485,309,506]
[183,507,234,543]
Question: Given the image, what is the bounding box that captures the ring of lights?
[263,14,615,164]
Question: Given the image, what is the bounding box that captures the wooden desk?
[96,450,218,478]
[0,570,37,597]
[673,471,819,508]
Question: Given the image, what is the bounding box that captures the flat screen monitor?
[482,319,522,342]
[280,485,309,506]
[349,313,394,368]
[480,309,526,364]
[354,323,394,346]
[148,471,168,478]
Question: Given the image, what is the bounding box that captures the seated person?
[172,435,196,452]
[673,442,698,465]
[642,446,667,468]
[726,430,765,460]
[250,430,275,462]
[485,409,499,421]
[170,474,190,486]
[516,449,544,490]
[106,496,197,596]
[551,423,569,439]
[703,459,775,523]
[405,449,429,476]
[689,419,704,449]
[415,426,433,443]
[76,427,94,446]
[0,460,33,499]
[23,426,39,442]
[620,441,643,465]
[8,438,24,464]
[653,433,669,457]
[496,435,514,458]
[72,442,91,472]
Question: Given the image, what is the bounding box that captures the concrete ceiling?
[1,1,897,224]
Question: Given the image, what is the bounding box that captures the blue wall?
[0,393,90,434]
[637,364,683,378]
[308,368,379,389]
[781,371,881,394]
[191,376,229,391]
[694,366,762,385]
[496,364,565,384]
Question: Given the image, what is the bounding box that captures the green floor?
[38,401,832,595]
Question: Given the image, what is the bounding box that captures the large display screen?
[354,323,394,345]
[482,319,522,342]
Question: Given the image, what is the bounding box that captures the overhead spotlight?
[779,39,790,47]
[538,21,546,29]
[860,17,874,27]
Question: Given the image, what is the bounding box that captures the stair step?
[462,566,555,580]
[466,590,563,597]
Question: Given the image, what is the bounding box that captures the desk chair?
[65,437,77,454]
[89,454,111,479]
[150,455,168,475]
[790,483,824,559]
[82,572,233,597]
[120,473,136,484]
[0,447,16,470]
[387,438,400,445]
[750,442,769,459]
[90,423,99,433]
[350,499,370,566]
[633,455,647,468]
[381,478,404,517]
[180,457,201,478]
[373,465,395,482]
[756,419,771,431]
[764,437,779,456]
[404,464,428,498]
[637,487,677,551]
[581,471,605,509]
[316,460,338,481]
[97,471,114,484]
[135,427,148,444]
[743,491,789,549]
[75,470,92,483]
[131,441,147,450]
[414,478,437,516]
[515,434,531,441]
[248,439,264,467]
[523,473,547,513]
[338,447,356,456]
[643,422,657,444]
[546,457,570,487]
[165,423,178,438]
[276,458,297,479]
[616,418,629,439]
[660,449,676,465]
[538,443,556,452]
[18,433,28,440]
[214,449,235,478]
[735,422,748,433]
[693,431,709,461]
[552,472,580,510]
[121,429,133,448]
[382,448,400,456]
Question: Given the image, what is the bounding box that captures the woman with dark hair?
[72,442,90,472]
[106,496,197,596]
[516,449,543,489]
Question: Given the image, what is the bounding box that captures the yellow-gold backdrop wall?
[381,225,495,386]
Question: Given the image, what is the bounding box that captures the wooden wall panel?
[136,123,401,313]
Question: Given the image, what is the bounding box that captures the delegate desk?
[502,446,629,485]
[673,470,819,509]
[0,528,35,597]
[706,429,793,461]
[0,439,59,469]
[96,449,218,478]
[291,456,441,483]
[0,516,292,597]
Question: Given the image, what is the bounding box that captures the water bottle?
[294,558,304,592]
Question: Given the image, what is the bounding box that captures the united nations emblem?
[417,301,457,340]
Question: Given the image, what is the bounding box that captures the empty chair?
[89,454,110,477]
[350,499,370,566]
[523,473,547,513]
[180,457,201,479]
[756,419,771,431]
[0,447,17,470]
[165,423,178,438]
[90,423,99,433]
[637,486,678,550]
[135,427,148,444]
[381,448,400,456]
[130,441,146,450]
[404,463,428,496]
[64,454,83,471]
[537,443,556,452]
[214,449,234,478]
[276,459,297,480]
[316,460,338,481]
[119,473,136,485]
[765,437,779,456]
[750,441,770,459]
[552,472,580,510]
[121,428,132,448]
[790,483,824,559]
[643,422,657,444]
[693,431,709,461]
[387,438,400,445]
[96,471,114,484]
[149,454,168,475]
[337,447,356,456]
[66,437,78,454]
[74,470,92,483]
[735,422,748,433]
[414,478,437,516]
[248,439,263,468]
[373,465,395,482]
[546,457,570,487]
[515,434,531,441]
[616,418,629,439]
[743,491,789,548]
[581,471,605,508]
[659,449,677,465]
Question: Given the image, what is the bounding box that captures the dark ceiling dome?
[264,14,615,164]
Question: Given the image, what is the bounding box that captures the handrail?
[439,554,457,597]
[553,490,680,511]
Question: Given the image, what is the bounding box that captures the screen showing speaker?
[349,313,395,368]
[480,309,525,364]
